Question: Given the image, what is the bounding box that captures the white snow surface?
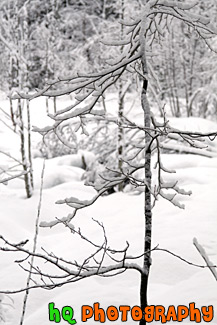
[0,96,216,324]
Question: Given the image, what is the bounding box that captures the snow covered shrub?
[38,124,78,158]
[197,89,217,119]
[80,119,143,194]
[80,120,117,164]
[79,121,118,192]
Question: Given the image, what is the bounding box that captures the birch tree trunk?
[53,96,57,114]
[26,99,33,189]
[18,99,32,199]
[21,2,33,197]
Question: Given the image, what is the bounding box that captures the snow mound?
[168,117,217,133]
[168,117,217,149]
[33,158,85,189]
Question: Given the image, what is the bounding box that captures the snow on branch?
[11,0,215,112]
[0,222,145,294]
[193,238,217,282]
[0,150,31,185]
[40,164,145,228]
[0,170,29,185]
[160,142,217,158]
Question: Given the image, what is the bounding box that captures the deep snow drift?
[0,96,216,324]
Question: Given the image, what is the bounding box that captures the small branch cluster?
[0,150,31,185]
[0,220,144,293]
[0,228,216,294]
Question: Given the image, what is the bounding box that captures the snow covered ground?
[0,96,217,324]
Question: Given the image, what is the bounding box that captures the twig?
[19,159,46,325]
[155,246,217,269]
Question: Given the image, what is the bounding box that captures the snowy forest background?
[0,0,217,324]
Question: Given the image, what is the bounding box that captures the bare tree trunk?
[165,43,176,116]
[26,99,33,189]
[46,97,49,114]
[118,80,124,191]
[21,1,33,198]
[140,6,152,323]
[9,98,16,131]
[102,0,107,19]
[19,160,45,325]
[118,0,125,192]
[53,96,57,114]
[139,80,152,325]
[188,38,197,117]
[18,99,32,198]
[180,53,189,114]
[170,31,180,117]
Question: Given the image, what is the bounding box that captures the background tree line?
[0,0,216,118]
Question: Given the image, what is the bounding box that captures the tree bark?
[53,96,57,114]
[139,80,152,325]
[26,99,34,189]
[18,99,32,198]
[139,4,152,322]
[118,0,125,192]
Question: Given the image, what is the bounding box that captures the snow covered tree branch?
[193,238,217,282]
[0,224,145,294]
